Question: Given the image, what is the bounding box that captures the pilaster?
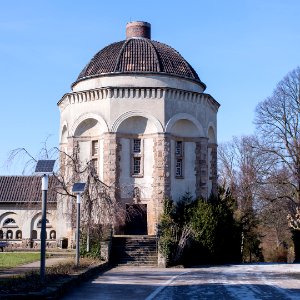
[151,133,171,233]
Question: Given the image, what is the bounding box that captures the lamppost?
[72,182,86,267]
[35,160,55,282]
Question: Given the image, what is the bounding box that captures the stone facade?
[57,21,220,240]
[0,22,220,250]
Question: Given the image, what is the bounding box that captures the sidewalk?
[0,257,69,278]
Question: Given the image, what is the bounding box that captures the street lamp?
[72,182,86,267]
[35,159,55,282]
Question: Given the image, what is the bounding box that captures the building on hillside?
[57,21,220,241]
[0,176,57,248]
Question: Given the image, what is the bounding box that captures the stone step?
[111,235,158,266]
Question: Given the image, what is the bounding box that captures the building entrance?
[125,204,147,235]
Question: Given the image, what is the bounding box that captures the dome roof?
[74,22,206,89]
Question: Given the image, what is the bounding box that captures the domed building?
[57,21,219,238]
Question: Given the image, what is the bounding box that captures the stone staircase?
[111,235,158,266]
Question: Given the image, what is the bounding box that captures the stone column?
[103,133,119,189]
[195,138,208,199]
[208,143,218,196]
[102,133,121,232]
[151,133,171,234]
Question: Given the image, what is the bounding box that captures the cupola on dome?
[75,21,206,89]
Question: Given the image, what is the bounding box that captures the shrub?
[158,189,242,266]
[80,225,103,259]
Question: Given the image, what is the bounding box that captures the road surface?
[62,264,300,299]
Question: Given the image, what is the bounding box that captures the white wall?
[72,74,204,93]
[0,207,57,239]
[119,137,154,200]
[170,141,196,201]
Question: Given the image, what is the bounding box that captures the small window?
[174,140,184,178]
[175,141,183,156]
[131,138,143,177]
[91,158,98,174]
[7,230,13,239]
[16,230,22,239]
[32,230,37,239]
[175,159,183,177]
[133,157,141,174]
[133,139,141,153]
[92,140,98,156]
[4,218,16,225]
[50,230,56,239]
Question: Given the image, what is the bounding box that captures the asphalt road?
[61,264,300,300]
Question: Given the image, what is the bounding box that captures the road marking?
[145,270,191,300]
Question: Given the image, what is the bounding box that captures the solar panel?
[35,160,56,174]
[72,182,86,193]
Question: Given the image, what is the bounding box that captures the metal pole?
[41,174,48,282]
[76,193,81,267]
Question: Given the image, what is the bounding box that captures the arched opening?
[7,230,13,239]
[16,230,22,239]
[0,230,3,239]
[74,118,100,137]
[170,119,200,137]
[31,230,37,239]
[3,218,17,227]
[50,230,56,240]
[117,116,157,134]
[208,126,216,143]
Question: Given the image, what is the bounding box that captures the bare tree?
[255,66,300,208]
[6,140,122,252]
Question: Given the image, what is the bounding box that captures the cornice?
[57,87,220,112]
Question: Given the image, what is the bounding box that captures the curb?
[1,262,111,299]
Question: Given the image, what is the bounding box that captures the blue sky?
[0,0,299,174]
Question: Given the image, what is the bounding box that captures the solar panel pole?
[35,160,55,283]
[41,174,48,282]
[72,182,86,267]
[76,193,81,267]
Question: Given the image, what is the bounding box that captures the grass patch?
[0,257,101,295]
[0,252,40,269]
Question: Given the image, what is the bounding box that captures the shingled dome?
[75,21,205,89]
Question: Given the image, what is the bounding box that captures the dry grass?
[0,257,101,295]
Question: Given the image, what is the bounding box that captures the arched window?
[31,230,37,239]
[3,218,16,227]
[0,230,3,239]
[16,230,22,239]
[50,230,56,240]
[7,230,13,239]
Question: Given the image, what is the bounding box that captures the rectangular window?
[175,141,183,156]
[131,138,143,177]
[92,140,99,156]
[175,159,183,177]
[133,139,141,153]
[175,140,184,178]
[133,157,141,175]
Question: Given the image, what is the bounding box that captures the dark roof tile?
[76,38,205,87]
[0,176,57,203]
